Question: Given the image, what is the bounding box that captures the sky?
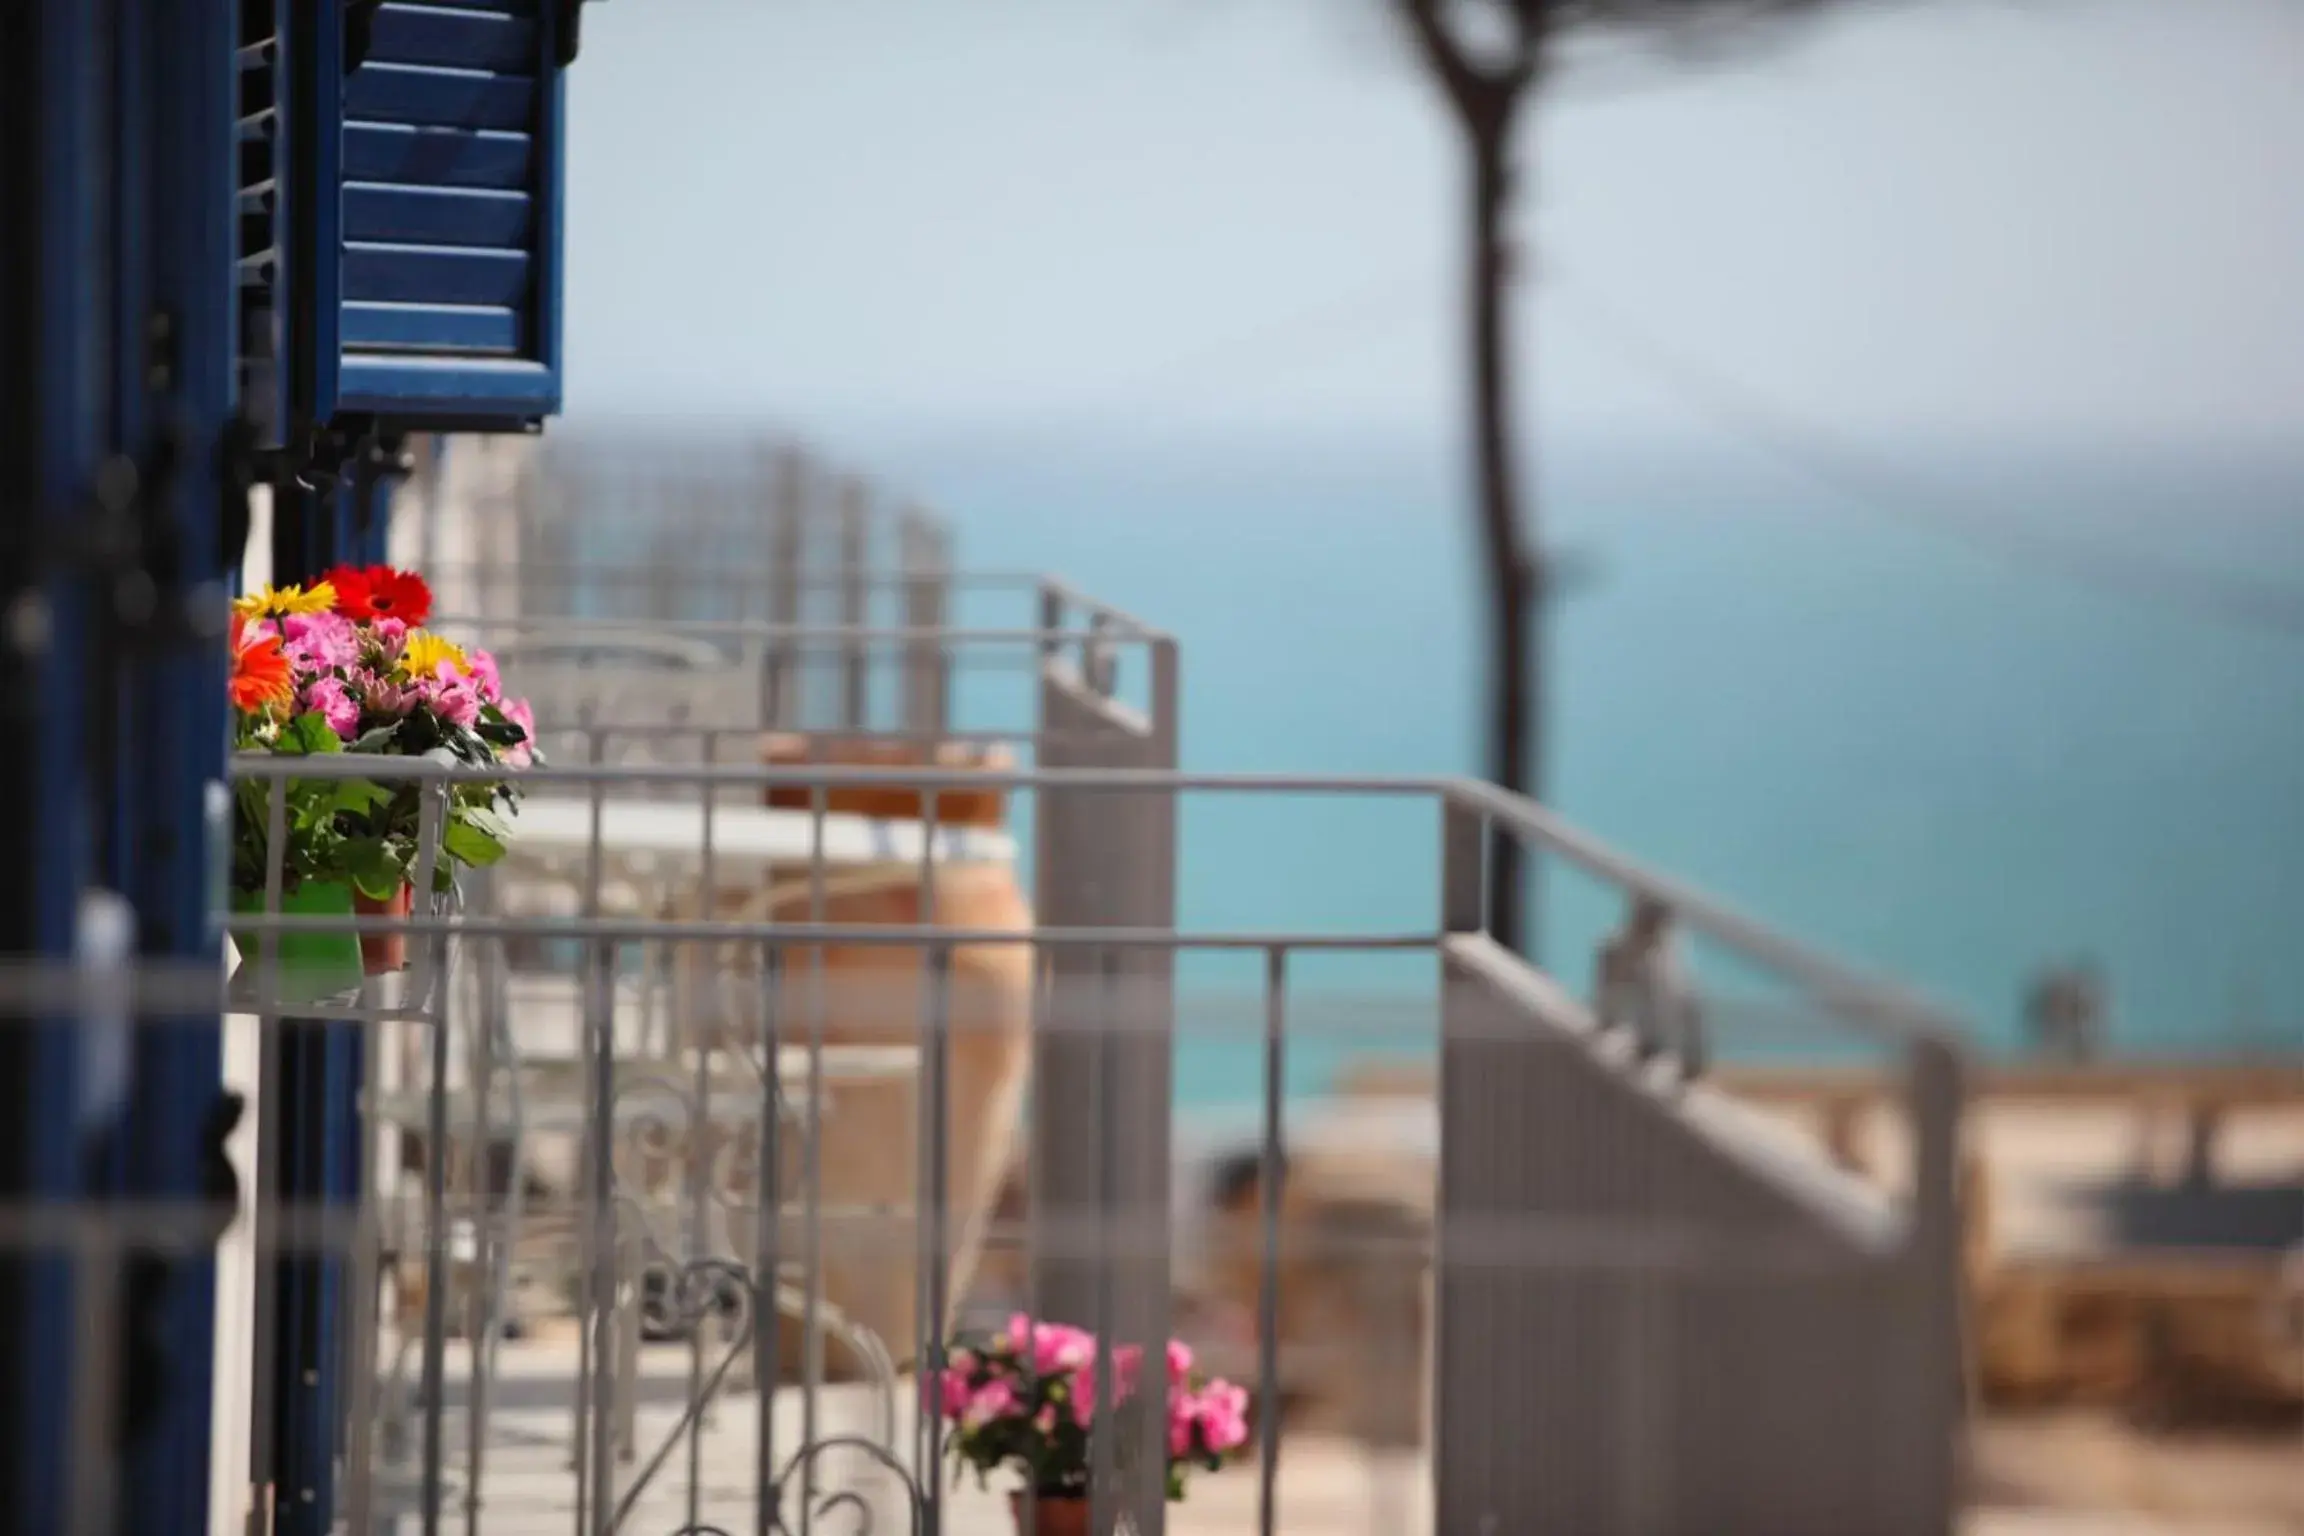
[559,0,2304,453]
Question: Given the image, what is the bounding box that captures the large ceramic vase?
[1007,1492,1089,1536]
[228,882,365,1006]
[352,882,414,974]
[700,735,1033,1385]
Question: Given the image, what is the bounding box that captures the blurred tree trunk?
[1399,0,1847,958]
[1401,0,1546,957]
[1469,125,1539,955]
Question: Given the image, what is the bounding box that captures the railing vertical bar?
[69,901,132,1536]
[583,939,619,1535]
[797,783,828,1536]
[416,786,451,1536]
[342,962,384,1536]
[67,1219,120,1536]
[685,988,714,1528]
[1904,1033,1965,1536]
[689,728,723,1524]
[568,748,602,1536]
[582,769,616,1536]
[1439,795,1487,938]
[920,942,953,1536]
[1255,944,1288,1536]
[247,776,290,1531]
[1018,946,1053,1536]
[1087,945,1120,1536]
[753,945,785,1536]
[459,918,497,1533]
[914,789,942,1522]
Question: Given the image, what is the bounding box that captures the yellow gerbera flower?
[231,581,337,619]
[398,631,470,679]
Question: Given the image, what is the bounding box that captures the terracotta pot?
[1007,1492,1089,1536]
[353,883,413,975]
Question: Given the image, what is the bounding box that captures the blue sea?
[572,425,2304,1113]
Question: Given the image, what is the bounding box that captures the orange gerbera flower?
[323,564,433,626]
[229,614,293,713]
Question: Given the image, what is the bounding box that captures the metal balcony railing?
[179,596,1965,1535]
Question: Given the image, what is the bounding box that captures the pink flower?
[282,611,358,671]
[961,1378,1019,1432]
[1166,1338,1195,1388]
[1190,1381,1251,1455]
[933,1368,974,1421]
[500,695,537,767]
[303,676,360,739]
[464,646,503,703]
[424,664,481,729]
[1168,1398,1197,1458]
[1008,1315,1095,1379]
[358,669,417,718]
[1033,1405,1057,1436]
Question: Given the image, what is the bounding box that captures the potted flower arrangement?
[934,1316,1250,1534]
[228,565,536,995]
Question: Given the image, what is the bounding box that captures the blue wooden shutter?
[303,0,568,429]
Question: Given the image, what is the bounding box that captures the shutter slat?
[343,301,522,354]
[345,62,535,129]
[344,122,531,188]
[343,241,530,305]
[365,4,536,71]
[344,183,531,248]
[397,0,542,11]
[337,356,554,411]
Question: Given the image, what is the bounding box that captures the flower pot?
[353,883,414,974]
[1007,1493,1090,1536]
[228,882,365,1007]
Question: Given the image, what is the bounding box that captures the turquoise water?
[561,427,2304,1111]
[850,428,2304,1111]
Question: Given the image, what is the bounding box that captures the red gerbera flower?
[323,564,433,626]
[228,615,293,714]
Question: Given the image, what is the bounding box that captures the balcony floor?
[351,1329,2299,1535]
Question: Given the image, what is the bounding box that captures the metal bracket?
[558,0,589,66]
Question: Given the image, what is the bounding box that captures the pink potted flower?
[932,1318,1251,1534]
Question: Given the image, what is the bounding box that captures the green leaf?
[461,807,512,845]
[339,837,407,901]
[440,819,506,869]
[331,778,391,815]
[283,712,343,756]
